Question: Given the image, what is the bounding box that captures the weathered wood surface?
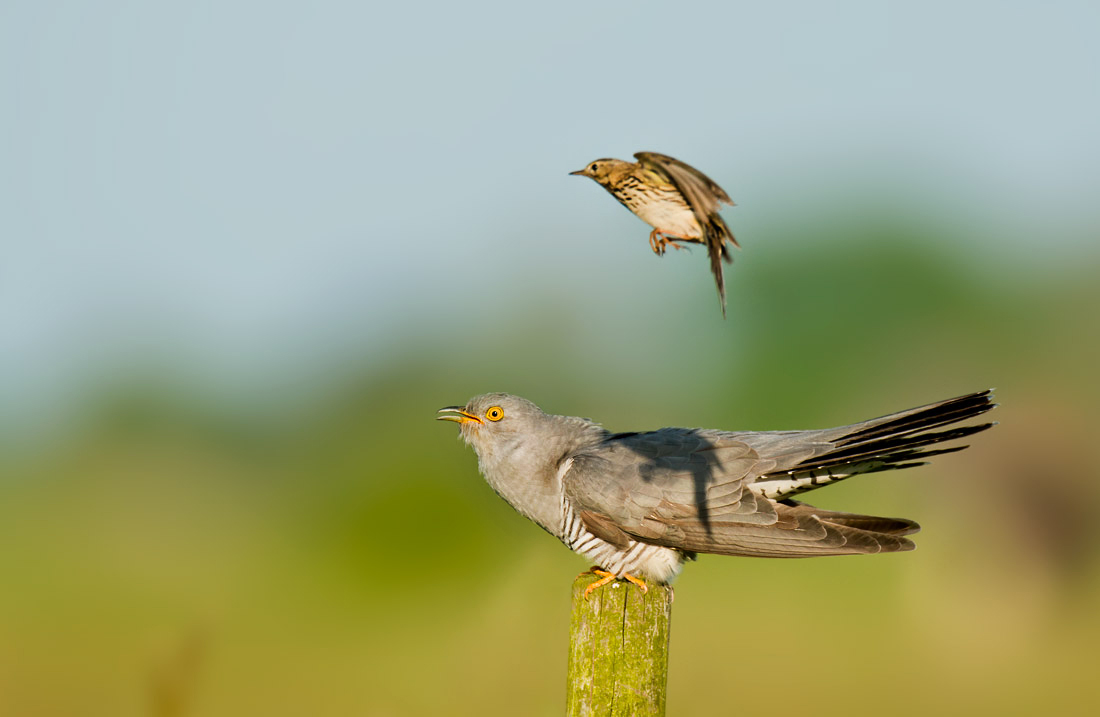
[566,573,673,716]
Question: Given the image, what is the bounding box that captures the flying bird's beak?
[568,168,587,176]
[437,406,482,424]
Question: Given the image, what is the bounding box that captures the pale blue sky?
[2,1,1098,427]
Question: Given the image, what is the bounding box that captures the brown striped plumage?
[571,151,738,316]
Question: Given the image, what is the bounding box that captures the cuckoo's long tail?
[753,390,997,501]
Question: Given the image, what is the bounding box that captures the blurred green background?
[3,2,1099,715]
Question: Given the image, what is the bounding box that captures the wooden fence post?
[566,573,673,716]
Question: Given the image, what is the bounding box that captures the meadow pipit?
[571,151,738,316]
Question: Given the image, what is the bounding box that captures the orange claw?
[622,573,649,594]
[583,569,617,600]
[648,229,692,255]
[582,568,649,600]
[648,230,667,256]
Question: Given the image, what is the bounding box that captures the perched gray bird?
[570,151,738,316]
[438,391,995,596]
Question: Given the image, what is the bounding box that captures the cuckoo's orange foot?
[622,573,649,594]
[582,569,616,600]
[583,568,648,600]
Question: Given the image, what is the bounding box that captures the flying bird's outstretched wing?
[635,151,738,315]
[635,152,735,211]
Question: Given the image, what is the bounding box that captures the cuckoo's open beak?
[437,406,483,424]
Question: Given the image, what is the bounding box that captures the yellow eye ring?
[485,406,504,422]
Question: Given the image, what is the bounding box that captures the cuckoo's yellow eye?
[485,406,504,422]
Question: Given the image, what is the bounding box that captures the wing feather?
[563,428,919,558]
[635,151,738,315]
[635,152,733,207]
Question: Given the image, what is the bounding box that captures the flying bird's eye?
[485,406,504,422]
[590,163,599,172]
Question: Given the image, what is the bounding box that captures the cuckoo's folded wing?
[562,428,917,558]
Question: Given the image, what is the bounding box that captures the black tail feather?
[794,390,996,475]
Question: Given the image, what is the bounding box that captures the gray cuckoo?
[438,390,994,596]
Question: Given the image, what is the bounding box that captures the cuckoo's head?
[569,158,632,187]
[437,393,546,452]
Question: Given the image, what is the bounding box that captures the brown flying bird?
[571,151,738,316]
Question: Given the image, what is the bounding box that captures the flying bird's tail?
[750,389,997,500]
[704,216,737,318]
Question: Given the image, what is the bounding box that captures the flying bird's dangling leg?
[649,230,694,256]
[648,229,667,256]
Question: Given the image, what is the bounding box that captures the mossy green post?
[566,573,673,716]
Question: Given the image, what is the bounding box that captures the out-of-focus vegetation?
[2,219,1098,716]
